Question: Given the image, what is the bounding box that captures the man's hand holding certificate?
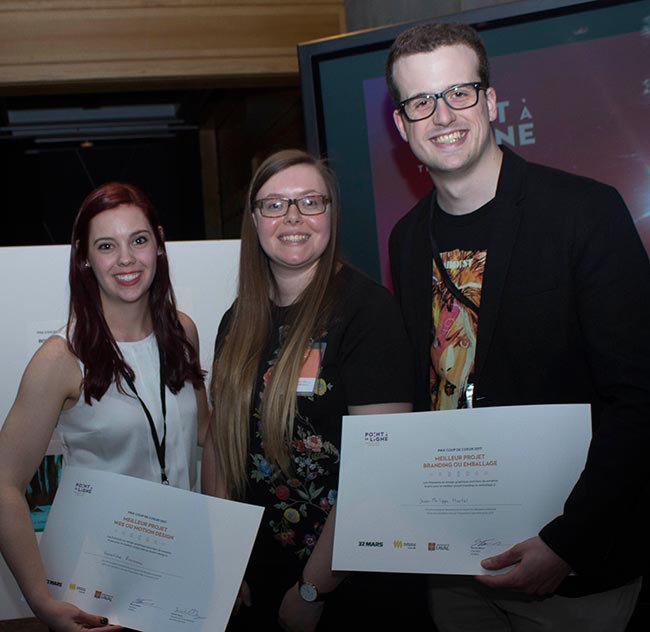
[39,467,262,631]
[332,404,590,576]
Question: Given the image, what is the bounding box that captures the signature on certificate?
[128,597,161,612]
[470,538,503,553]
[171,607,207,622]
[419,496,469,505]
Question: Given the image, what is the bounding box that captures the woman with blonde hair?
[202,149,413,631]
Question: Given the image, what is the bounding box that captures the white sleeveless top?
[57,332,198,490]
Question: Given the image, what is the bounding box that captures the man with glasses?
[386,21,650,631]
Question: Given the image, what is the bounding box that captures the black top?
[216,265,413,587]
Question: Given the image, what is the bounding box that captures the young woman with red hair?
[0,182,208,631]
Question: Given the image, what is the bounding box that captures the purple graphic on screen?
[364,32,650,288]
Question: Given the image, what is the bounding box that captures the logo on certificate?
[94,590,114,602]
[364,431,388,446]
[393,539,416,550]
[73,482,93,496]
[428,542,450,551]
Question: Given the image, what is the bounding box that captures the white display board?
[0,240,240,620]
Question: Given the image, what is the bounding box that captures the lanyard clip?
[465,382,475,409]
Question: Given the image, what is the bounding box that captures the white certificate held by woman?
[332,404,590,575]
[39,466,263,631]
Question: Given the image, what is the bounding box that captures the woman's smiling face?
[86,204,159,310]
[253,163,332,281]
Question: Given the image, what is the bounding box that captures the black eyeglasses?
[399,82,486,122]
[254,195,330,218]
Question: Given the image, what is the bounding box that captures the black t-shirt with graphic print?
[430,200,492,410]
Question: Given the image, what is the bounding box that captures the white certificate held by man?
[39,467,263,631]
[333,404,590,575]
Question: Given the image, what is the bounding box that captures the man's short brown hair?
[385,22,490,105]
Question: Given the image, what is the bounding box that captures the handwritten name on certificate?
[333,404,590,575]
[39,467,263,631]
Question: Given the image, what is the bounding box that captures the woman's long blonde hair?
[211,149,341,499]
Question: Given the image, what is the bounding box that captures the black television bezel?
[298,0,624,158]
[297,0,647,280]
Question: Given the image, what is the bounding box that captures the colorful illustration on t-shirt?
[430,249,486,410]
[26,454,63,532]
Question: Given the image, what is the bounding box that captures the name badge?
[296,342,326,396]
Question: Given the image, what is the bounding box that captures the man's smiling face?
[392,44,498,180]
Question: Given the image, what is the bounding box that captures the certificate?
[39,467,262,631]
[332,404,590,575]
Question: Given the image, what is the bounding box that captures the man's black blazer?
[389,147,650,593]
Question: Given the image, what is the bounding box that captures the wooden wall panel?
[0,1,345,90]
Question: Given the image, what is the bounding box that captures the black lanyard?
[121,346,169,485]
[429,196,480,316]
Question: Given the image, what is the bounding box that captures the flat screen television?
[298,0,650,285]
